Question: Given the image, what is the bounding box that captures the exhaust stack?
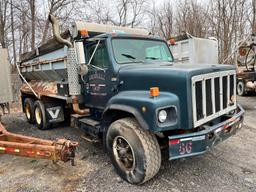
[49,14,88,115]
[48,15,73,48]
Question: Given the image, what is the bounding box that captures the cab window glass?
[146,46,161,59]
[112,38,173,64]
[86,42,109,69]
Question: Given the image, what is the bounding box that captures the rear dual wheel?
[24,98,51,130]
[34,100,51,130]
[24,98,35,124]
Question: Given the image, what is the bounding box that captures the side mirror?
[78,64,88,77]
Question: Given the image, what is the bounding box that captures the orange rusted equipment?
[0,122,78,165]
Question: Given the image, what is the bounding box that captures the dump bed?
[20,31,71,81]
[20,46,68,81]
[19,22,149,82]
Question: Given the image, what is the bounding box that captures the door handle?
[112,81,124,92]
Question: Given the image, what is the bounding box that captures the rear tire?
[106,117,161,184]
[24,98,35,124]
[237,81,246,96]
[34,100,51,130]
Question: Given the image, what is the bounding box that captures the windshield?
[112,38,173,64]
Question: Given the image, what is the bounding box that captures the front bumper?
[168,104,244,160]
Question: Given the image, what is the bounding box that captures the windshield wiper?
[146,56,159,60]
[145,56,173,64]
[121,54,144,63]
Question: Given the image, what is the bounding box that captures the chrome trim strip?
[234,74,237,106]
[227,75,230,107]
[202,79,206,118]
[192,81,197,123]
[220,76,223,110]
[211,78,215,114]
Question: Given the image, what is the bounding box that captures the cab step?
[79,117,101,139]
[79,118,100,127]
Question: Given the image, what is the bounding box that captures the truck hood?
[118,62,235,90]
[118,62,235,77]
[118,62,235,129]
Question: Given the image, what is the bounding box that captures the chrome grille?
[192,70,237,127]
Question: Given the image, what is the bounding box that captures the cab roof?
[87,32,163,42]
[72,21,149,37]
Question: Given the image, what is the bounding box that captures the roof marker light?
[79,29,89,38]
[150,87,159,97]
[169,38,176,45]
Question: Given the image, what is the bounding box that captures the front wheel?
[106,117,161,184]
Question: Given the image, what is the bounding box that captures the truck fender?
[102,90,180,132]
[102,104,150,130]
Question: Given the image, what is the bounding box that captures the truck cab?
[83,34,173,109]
[19,16,244,184]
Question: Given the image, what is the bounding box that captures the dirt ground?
[0,96,256,192]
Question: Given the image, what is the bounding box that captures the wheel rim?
[35,107,42,125]
[25,104,31,120]
[237,82,244,95]
[113,136,135,171]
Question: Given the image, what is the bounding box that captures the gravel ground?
[0,96,256,192]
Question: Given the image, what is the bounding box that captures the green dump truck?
[18,15,244,184]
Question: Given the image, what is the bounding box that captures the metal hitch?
[0,122,79,165]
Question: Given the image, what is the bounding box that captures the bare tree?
[147,1,174,39]
[27,0,36,50]
[83,0,112,24]
[175,0,209,37]
[10,0,16,64]
[41,0,77,44]
[14,0,30,55]
[114,0,147,27]
[84,0,148,27]
[253,0,256,32]
[0,0,9,48]
[1,0,253,66]
[208,0,248,63]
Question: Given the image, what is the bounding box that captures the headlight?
[158,110,167,123]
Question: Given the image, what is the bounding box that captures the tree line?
[0,0,255,65]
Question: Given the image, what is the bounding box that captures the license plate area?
[169,135,207,160]
[168,116,242,160]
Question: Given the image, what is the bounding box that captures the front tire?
[106,117,161,184]
[34,100,51,130]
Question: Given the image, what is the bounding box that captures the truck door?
[84,40,113,109]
